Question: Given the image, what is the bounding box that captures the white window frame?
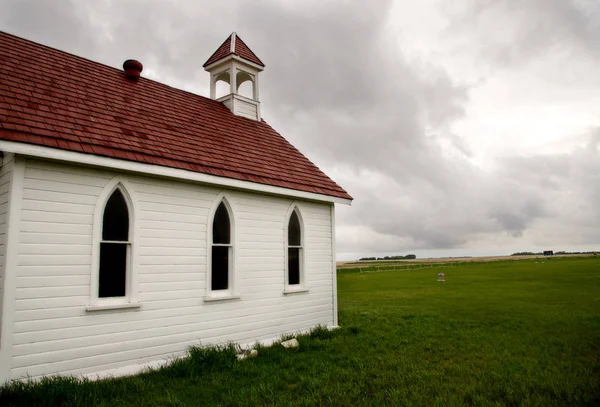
[87,178,140,311]
[205,194,239,302]
[284,204,308,294]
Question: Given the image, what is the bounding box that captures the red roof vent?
[123,59,143,80]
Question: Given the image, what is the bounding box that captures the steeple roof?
[203,33,265,68]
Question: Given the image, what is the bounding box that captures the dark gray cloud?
[338,129,599,255]
[444,0,600,67]
[1,0,599,258]
[0,0,102,57]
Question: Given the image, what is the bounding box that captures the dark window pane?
[99,243,127,297]
[288,248,300,285]
[103,189,129,241]
[213,203,230,244]
[212,246,229,290]
[288,211,301,246]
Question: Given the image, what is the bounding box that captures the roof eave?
[203,54,265,71]
[0,140,352,205]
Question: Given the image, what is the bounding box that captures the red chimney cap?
[123,59,143,79]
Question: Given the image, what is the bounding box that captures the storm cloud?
[2,0,599,258]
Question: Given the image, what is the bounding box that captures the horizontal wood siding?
[235,99,258,120]
[10,158,334,379]
[0,153,14,339]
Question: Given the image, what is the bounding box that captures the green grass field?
[2,257,599,406]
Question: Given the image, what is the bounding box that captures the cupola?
[203,33,264,121]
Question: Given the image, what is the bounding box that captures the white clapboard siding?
[236,98,258,117]
[9,158,336,380]
[139,264,205,274]
[139,237,204,248]
[13,303,333,358]
[15,285,90,300]
[17,275,90,289]
[14,265,92,277]
[22,189,99,205]
[12,310,331,380]
[14,296,90,313]
[13,291,333,343]
[13,293,332,344]
[13,308,333,375]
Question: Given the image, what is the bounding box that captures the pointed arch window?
[287,209,303,287]
[99,188,130,298]
[211,201,232,291]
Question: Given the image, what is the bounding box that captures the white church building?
[0,31,352,382]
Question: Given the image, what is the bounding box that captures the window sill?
[283,287,309,295]
[203,294,241,303]
[85,302,141,312]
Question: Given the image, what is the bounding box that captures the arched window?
[211,201,232,291]
[287,209,303,286]
[99,188,130,298]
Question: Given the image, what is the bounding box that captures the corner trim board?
[331,203,338,327]
[0,155,25,383]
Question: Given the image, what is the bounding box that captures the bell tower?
[203,33,265,121]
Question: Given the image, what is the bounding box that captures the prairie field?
[1,257,599,406]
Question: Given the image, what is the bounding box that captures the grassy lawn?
[2,257,599,406]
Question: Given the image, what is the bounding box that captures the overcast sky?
[2,0,599,259]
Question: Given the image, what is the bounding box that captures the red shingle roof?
[0,32,351,200]
[203,33,265,68]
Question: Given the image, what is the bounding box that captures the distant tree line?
[359,254,417,261]
[511,251,597,256]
